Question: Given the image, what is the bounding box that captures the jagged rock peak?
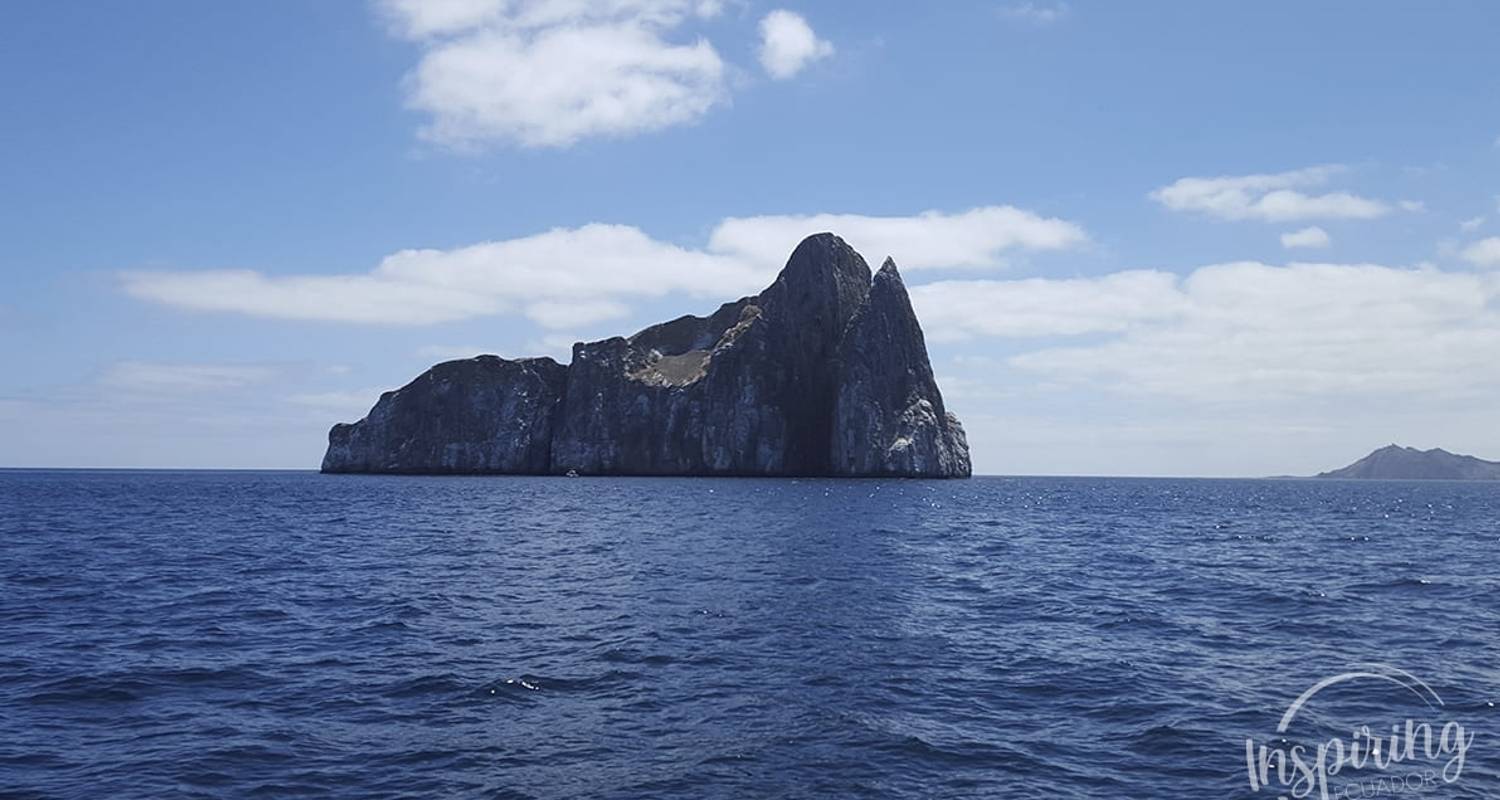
[760,232,873,346]
[321,234,971,478]
[832,256,971,477]
[783,231,873,282]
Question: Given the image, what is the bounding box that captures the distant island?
[1316,444,1500,480]
[321,233,970,478]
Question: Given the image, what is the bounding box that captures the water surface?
[2,471,1497,797]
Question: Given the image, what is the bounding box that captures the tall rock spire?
[831,258,970,477]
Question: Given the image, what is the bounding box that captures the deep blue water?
[2,471,1498,798]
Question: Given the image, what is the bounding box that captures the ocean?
[2,470,1496,798]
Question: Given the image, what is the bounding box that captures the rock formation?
[1315,444,1500,480]
[321,233,971,478]
[323,356,567,474]
[832,258,970,477]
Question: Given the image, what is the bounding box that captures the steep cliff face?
[322,233,971,478]
[550,234,873,475]
[832,259,971,477]
[321,356,567,474]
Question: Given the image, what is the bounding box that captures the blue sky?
[2,1,1498,474]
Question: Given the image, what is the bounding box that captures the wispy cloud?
[121,207,1088,327]
[285,388,389,416]
[1,363,352,468]
[414,344,503,361]
[913,262,1500,404]
[912,271,1186,341]
[998,2,1070,26]
[524,332,585,361]
[1280,226,1331,249]
[707,206,1086,274]
[100,361,278,393]
[1461,237,1500,268]
[1149,165,1392,223]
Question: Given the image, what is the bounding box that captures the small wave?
[380,673,468,699]
[473,677,543,704]
[1125,723,1204,756]
[599,647,676,666]
[25,663,274,705]
[27,684,142,705]
[1347,576,1443,593]
[354,619,411,633]
[472,669,644,702]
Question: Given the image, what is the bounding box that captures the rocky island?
[1316,444,1500,480]
[321,233,971,478]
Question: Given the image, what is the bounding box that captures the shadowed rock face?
[833,259,970,477]
[550,234,878,475]
[321,233,971,478]
[321,356,567,474]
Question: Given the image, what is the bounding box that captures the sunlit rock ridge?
[322,233,971,478]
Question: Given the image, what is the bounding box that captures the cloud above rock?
[378,0,839,149]
[121,206,1087,327]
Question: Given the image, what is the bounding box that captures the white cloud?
[1149,165,1391,222]
[998,2,1070,25]
[378,0,507,38]
[380,0,729,149]
[910,271,1186,341]
[100,362,278,393]
[122,207,1089,326]
[379,0,727,39]
[286,388,390,416]
[708,206,1087,272]
[1279,226,1331,249]
[124,224,759,326]
[757,10,833,80]
[925,262,1500,475]
[1459,216,1484,233]
[121,269,503,325]
[366,224,766,317]
[1398,199,1425,213]
[524,298,631,328]
[524,332,585,361]
[978,262,1500,403]
[1462,237,1500,268]
[415,344,502,361]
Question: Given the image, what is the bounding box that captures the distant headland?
[321,233,970,478]
[1316,445,1500,480]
